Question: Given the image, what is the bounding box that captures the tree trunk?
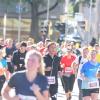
[64,0,69,13]
[30,1,40,42]
[79,2,84,13]
[30,0,59,42]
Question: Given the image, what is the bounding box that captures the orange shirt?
[0,68,6,76]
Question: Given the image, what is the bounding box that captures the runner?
[97,69,100,78]
[0,50,8,95]
[15,42,21,50]
[81,50,100,100]
[5,39,16,73]
[94,44,100,87]
[2,50,49,100]
[44,42,61,100]
[95,44,100,63]
[60,48,76,100]
[73,47,89,100]
[12,42,27,71]
[0,38,4,49]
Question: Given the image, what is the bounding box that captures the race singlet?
[47,76,56,85]
[18,94,37,100]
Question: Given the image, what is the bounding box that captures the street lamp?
[47,0,50,39]
[3,14,7,41]
[47,0,50,22]
[89,0,92,43]
[18,0,22,42]
[16,0,22,42]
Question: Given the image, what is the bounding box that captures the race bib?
[19,64,23,67]
[64,67,72,77]
[47,76,55,85]
[18,94,36,100]
[20,57,24,60]
[65,67,72,73]
[6,57,11,62]
[88,81,99,89]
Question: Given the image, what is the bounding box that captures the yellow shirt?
[96,54,100,63]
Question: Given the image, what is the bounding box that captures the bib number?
[64,67,72,77]
[6,57,11,62]
[47,76,55,85]
[88,81,99,89]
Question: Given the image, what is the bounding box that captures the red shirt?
[61,55,76,74]
[39,47,45,55]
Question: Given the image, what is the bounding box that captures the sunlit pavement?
[57,77,79,100]
[57,77,78,100]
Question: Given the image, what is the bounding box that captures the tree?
[28,0,59,42]
[72,0,96,13]
[1,0,59,42]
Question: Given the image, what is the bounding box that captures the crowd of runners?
[0,38,99,100]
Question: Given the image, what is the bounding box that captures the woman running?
[2,50,49,100]
[81,50,100,100]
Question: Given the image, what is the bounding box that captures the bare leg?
[91,93,98,100]
[83,96,91,100]
[66,92,72,100]
[66,92,70,100]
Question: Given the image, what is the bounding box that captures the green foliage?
[68,3,74,14]
[72,0,96,13]
[78,0,96,5]
[73,2,79,13]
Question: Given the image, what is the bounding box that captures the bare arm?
[96,71,100,78]
[45,66,52,71]
[1,83,19,100]
[35,90,49,100]
[31,84,49,100]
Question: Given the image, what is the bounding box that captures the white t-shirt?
[75,56,88,80]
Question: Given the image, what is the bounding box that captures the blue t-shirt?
[81,61,100,89]
[8,71,49,100]
[0,59,7,68]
